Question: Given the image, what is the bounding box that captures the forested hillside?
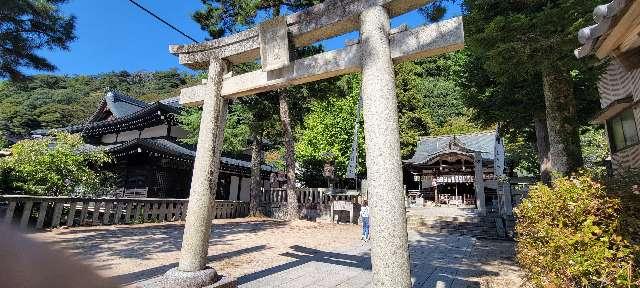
[0,70,199,140]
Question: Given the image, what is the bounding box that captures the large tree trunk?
[534,115,552,185]
[279,93,298,220]
[542,69,583,176]
[249,126,263,217]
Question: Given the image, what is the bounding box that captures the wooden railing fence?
[260,188,359,205]
[0,195,249,230]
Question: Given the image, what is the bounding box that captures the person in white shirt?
[360,200,370,241]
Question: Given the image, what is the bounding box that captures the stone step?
[406,215,504,239]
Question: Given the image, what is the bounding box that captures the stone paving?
[28,217,524,288]
[238,231,523,288]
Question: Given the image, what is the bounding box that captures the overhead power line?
[127,0,199,43]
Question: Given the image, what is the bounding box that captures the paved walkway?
[29,218,523,288]
[238,231,522,288]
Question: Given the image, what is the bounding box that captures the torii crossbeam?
[150,1,465,287]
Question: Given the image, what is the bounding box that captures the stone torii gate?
[155,0,464,287]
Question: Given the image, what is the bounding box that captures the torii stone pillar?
[179,57,229,272]
[142,57,233,288]
[360,6,411,287]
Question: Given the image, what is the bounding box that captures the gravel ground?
[27,218,525,287]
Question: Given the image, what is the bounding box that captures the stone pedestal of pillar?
[360,5,412,288]
[138,268,236,288]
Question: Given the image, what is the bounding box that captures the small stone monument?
[330,200,355,224]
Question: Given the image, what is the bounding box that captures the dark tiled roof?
[65,101,181,135]
[405,131,497,165]
[102,138,276,171]
[33,92,183,137]
[159,97,181,108]
[105,91,149,118]
[575,0,628,58]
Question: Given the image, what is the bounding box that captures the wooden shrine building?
[576,0,640,171]
[32,91,276,199]
[403,131,507,211]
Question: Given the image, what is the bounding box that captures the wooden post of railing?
[166,202,173,220]
[36,201,47,229]
[91,201,101,226]
[79,201,89,225]
[3,200,16,225]
[102,201,113,225]
[66,201,78,227]
[124,201,133,224]
[145,202,153,221]
[163,201,170,221]
[19,200,33,228]
[157,201,165,222]
[51,200,64,228]
[132,201,141,222]
[153,202,161,221]
[113,201,124,224]
[180,202,188,221]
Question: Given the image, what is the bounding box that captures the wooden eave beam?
[596,0,640,59]
[169,0,434,68]
[180,17,464,106]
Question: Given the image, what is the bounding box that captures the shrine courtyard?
[28,217,524,288]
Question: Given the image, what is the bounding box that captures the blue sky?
[29,1,462,76]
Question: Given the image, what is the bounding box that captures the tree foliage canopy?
[0,132,113,196]
[0,0,76,81]
[454,0,605,175]
[193,0,320,39]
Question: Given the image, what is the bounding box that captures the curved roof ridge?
[106,91,149,108]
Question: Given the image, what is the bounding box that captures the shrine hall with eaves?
[32,91,276,200]
[403,130,510,211]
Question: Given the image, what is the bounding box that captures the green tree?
[461,0,603,177]
[580,126,609,168]
[296,74,365,186]
[0,131,9,149]
[295,54,483,186]
[0,0,76,81]
[1,132,112,196]
[429,113,484,136]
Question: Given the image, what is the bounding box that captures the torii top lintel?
[169,0,435,69]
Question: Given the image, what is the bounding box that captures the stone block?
[258,16,290,71]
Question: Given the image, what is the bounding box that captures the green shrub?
[515,175,638,287]
[0,132,113,196]
[605,169,640,248]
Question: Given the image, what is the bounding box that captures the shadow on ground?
[236,232,518,288]
[113,244,268,286]
[33,219,520,287]
[238,245,372,285]
[40,220,286,261]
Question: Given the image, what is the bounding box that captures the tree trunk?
[279,93,298,220]
[249,126,263,217]
[534,115,552,185]
[542,69,583,176]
